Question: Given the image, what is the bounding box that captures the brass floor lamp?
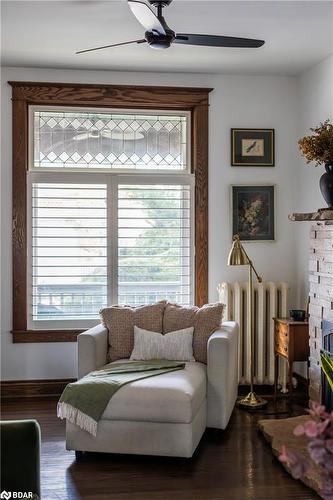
[228,235,268,410]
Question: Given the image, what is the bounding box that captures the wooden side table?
[274,318,309,398]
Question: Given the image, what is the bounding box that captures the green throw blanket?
[57,360,185,436]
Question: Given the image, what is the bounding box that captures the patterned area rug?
[258,415,322,498]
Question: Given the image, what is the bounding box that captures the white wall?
[295,55,333,307]
[1,66,300,380]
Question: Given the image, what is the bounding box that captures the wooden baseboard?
[1,378,75,399]
[1,373,308,401]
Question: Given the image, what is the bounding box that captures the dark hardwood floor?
[1,395,317,500]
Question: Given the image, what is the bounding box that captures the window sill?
[12,329,84,343]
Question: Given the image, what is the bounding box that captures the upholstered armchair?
[66,321,238,458]
[1,419,41,498]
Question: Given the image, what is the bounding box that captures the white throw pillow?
[130,325,195,362]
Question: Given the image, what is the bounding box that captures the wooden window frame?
[9,81,212,343]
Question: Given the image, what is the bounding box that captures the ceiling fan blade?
[76,39,146,54]
[128,0,166,35]
[175,34,265,48]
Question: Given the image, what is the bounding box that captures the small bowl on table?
[289,309,306,322]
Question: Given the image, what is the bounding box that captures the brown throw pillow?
[100,301,166,361]
[163,302,224,363]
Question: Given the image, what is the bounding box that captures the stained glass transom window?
[32,108,188,170]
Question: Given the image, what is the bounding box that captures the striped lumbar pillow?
[130,325,195,362]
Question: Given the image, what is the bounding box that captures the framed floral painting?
[232,185,275,241]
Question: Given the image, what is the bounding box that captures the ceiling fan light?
[149,40,170,49]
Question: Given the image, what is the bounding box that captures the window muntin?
[31,107,189,171]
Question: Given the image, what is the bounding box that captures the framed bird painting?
[231,128,275,166]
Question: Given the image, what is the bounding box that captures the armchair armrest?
[77,324,108,379]
[206,321,239,429]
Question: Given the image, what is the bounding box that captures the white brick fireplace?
[308,222,333,402]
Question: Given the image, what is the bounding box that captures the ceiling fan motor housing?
[145,28,175,49]
[148,0,173,7]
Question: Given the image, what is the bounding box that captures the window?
[10,82,210,342]
[28,107,194,329]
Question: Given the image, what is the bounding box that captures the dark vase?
[319,164,333,208]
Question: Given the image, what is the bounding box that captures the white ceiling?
[1,0,333,75]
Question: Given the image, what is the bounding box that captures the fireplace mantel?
[289,208,333,221]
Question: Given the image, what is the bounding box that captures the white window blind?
[30,183,108,322]
[118,184,192,306]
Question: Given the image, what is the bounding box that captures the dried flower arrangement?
[298,120,333,167]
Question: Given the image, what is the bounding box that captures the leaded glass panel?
[32,109,188,170]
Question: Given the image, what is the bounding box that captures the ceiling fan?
[76,0,265,54]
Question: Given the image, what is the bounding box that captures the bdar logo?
[0,491,12,500]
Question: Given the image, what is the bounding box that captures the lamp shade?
[228,235,250,266]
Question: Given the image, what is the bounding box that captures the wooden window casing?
[9,82,212,343]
